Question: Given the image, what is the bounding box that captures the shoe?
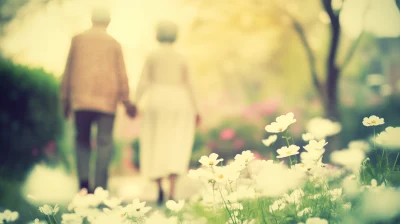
[79,180,89,190]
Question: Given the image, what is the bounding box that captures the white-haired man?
[61,8,136,193]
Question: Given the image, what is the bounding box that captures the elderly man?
[61,8,136,193]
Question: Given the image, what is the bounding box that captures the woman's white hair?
[91,7,111,24]
[156,21,178,43]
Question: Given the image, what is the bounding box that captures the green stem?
[284,130,291,147]
[373,127,376,149]
[289,156,293,167]
[258,199,267,224]
[52,215,59,224]
[393,153,400,171]
[45,216,52,224]
[218,187,236,224]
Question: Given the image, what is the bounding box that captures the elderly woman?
[135,21,200,205]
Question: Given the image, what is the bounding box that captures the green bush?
[0,57,64,181]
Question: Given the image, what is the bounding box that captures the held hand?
[195,114,201,127]
[125,102,138,118]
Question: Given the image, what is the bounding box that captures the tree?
[279,0,369,122]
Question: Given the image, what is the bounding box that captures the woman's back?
[147,44,187,86]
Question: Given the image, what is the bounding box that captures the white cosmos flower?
[0,210,19,222]
[276,145,300,158]
[94,187,109,202]
[284,189,304,204]
[291,163,308,172]
[360,188,400,222]
[28,218,46,224]
[304,140,328,152]
[300,151,324,168]
[265,112,296,133]
[247,159,274,176]
[90,211,128,224]
[234,150,255,166]
[61,213,83,224]
[213,166,240,183]
[74,207,101,219]
[363,115,384,126]
[305,217,328,224]
[236,186,256,200]
[188,168,214,183]
[146,212,179,224]
[68,193,101,211]
[341,176,361,199]
[39,204,59,215]
[331,148,365,172]
[306,117,341,140]
[302,133,315,141]
[297,207,312,217]
[104,197,122,209]
[343,202,352,211]
[256,162,306,197]
[199,153,224,167]
[166,200,185,212]
[348,140,370,152]
[375,127,400,150]
[269,199,286,212]
[262,135,277,146]
[328,188,342,201]
[124,199,151,218]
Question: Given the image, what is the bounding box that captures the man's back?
[62,26,129,114]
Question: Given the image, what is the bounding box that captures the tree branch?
[269,0,324,97]
[341,31,364,72]
[322,0,340,72]
[340,0,371,72]
[291,20,324,96]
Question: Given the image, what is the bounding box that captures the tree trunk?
[326,67,341,122]
[322,0,342,162]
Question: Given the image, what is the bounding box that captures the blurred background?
[0,0,399,222]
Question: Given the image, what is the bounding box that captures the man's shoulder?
[74,29,119,43]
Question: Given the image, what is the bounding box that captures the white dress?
[136,44,198,180]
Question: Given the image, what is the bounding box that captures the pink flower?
[253,152,263,160]
[220,128,236,140]
[207,141,216,150]
[44,141,56,156]
[259,98,280,116]
[233,138,245,149]
[32,148,39,157]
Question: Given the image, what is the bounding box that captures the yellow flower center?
[209,161,214,165]
[371,120,376,124]
[218,174,224,179]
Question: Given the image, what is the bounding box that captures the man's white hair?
[156,21,178,43]
[91,7,111,24]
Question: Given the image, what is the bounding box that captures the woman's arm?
[116,43,130,106]
[182,60,200,115]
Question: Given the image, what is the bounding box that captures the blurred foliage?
[0,57,65,181]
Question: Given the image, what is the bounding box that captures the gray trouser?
[74,110,115,190]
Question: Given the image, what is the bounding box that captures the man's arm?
[116,42,137,118]
[116,43,130,106]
